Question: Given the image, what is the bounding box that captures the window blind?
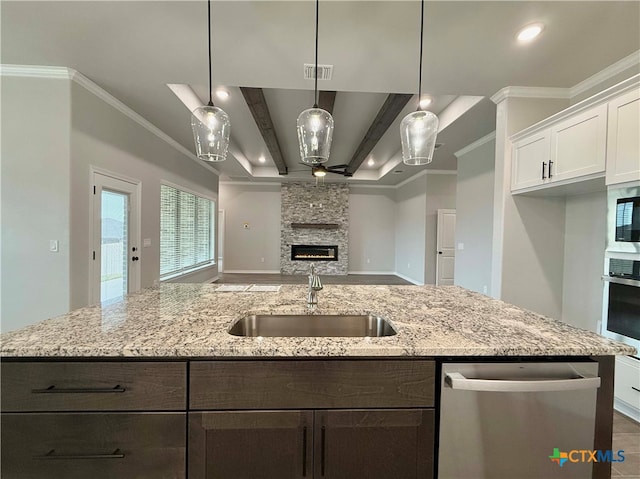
[160,185,215,278]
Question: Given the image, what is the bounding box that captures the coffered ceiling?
[2,1,639,185]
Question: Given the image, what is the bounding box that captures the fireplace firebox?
[291,245,338,261]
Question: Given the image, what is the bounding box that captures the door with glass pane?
[91,171,140,305]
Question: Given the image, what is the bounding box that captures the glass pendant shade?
[191,104,230,162]
[297,107,334,165]
[400,110,439,165]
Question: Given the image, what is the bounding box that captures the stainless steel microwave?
[607,184,640,254]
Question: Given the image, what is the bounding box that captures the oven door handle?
[602,276,640,287]
[445,372,601,392]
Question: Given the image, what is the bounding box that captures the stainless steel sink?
[228,314,397,337]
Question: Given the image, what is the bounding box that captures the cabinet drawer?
[190,360,435,409]
[615,356,640,408]
[0,412,185,479]
[1,362,186,411]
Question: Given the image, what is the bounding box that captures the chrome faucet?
[307,264,323,309]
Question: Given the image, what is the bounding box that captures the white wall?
[562,191,607,332]
[1,74,220,332]
[424,174,457,284]
[1,76,71,332]
[455,137,495,295]
[394,174,427,284]
[218,182,281,272]
[349,186,396,273]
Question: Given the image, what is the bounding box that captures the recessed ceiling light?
[216,89,230,100]
[419,97,432,109]
[258,156,266,163]
[516,23,544,43]
[367,158,375,166]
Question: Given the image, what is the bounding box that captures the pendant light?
[297,0,334,165]
[191,0,230,162]
[400,0,439,166]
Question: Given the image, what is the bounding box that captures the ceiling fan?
[300,163,353,177]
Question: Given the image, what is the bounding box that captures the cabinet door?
[606,88,640,185]
[315,409,434,479]
[511,130,550,191]
[550,103,607,183]
[1,412,186,479]
[189,410,313,479]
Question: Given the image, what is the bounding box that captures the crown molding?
[1,64,219,177]
[490,86,571,104]
[455,131,496,158]
[570,50,640,98]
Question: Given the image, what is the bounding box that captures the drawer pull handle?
[35,449,125,460]
[632,386,640,393]
[31,385,126,394]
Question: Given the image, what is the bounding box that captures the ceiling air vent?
[304,64,333,81]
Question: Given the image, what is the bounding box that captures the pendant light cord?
[313,0,319,108]
[207,0,214,106]
[417,0,424,111]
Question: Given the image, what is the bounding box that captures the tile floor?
[612,412,640,478]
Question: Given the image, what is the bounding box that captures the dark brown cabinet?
[189,409,434,479]
[1,412,186,478]
[315,409,434,479]
[189,410,313,479]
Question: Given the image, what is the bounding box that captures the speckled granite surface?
[1,284,635,357]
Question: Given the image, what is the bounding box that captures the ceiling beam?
[318,90,337,115]
[345,93,413,176]
[240,87,288,175]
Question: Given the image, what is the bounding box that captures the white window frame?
[160,180,217,281]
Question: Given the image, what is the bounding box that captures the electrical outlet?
[407,263,411,269]
[483,285,488,294]
[260,257,265,263]
[457,242,464,250]
[49,240,59,253]
[366,258,370,264]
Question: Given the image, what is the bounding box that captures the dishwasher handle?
[445,372,601,392]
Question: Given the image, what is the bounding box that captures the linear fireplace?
[291,245,338,261]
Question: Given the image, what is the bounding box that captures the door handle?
[445,372,600,392]
[302,426,308,477]
[320,426,326,476]
[131,256,139,261]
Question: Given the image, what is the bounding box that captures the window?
[160,184,215,279]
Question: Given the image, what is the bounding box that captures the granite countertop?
[0,284,635,358]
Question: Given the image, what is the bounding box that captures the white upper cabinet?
[510,77,639,195]
[512,130,551,190]
[549,103,607,182]
[606,88,640,185]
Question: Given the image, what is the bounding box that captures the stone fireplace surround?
[280,182,349,275]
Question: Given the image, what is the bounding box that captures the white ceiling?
[2,1,639,185]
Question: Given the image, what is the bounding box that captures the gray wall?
[1,75,219,332]
[455,139,495,295]
[424,174,457,284]
[394,174,427,284]
[349,186,396,273]
[1,76,71,331]
[493,97,570,319]
[218,182,281,272]
[562,191,607,332]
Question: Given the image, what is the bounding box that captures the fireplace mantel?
[290,223,340,230]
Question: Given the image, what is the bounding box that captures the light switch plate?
[143,238,151,247]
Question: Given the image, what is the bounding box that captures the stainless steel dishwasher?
[438,362,601,479]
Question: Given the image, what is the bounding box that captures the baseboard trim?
[393,272,424,286]
[347,271,396,275]
[209,275,220,283]
[223,270,281,274]
[614,398,640,423]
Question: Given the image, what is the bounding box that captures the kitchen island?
[1,284,635,479]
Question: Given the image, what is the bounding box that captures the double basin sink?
[228,314,397,338]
